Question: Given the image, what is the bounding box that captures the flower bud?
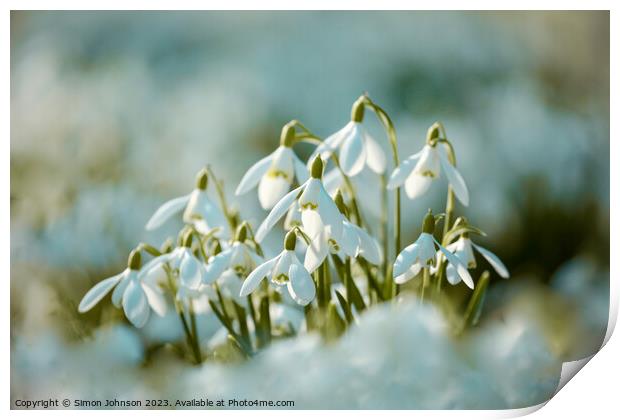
[160,238,174,253]
[196,168,209,190]
[182,230,194,247]
[310,156,324,179]
[422,209,435,234]
[334,189,348,216]
[284,230,297,251]
[235,222,249,242]
[127,249,142,270]
[350,97,365,123]
[426,122,442,146]
[280,122,296,147]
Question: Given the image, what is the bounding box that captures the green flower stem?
[421,267,430,303]
[379,174,389,282]
[164,265,201,364]
[435,138,457,293]
[138,242,162,256]
[362,97,401,299]
[206,166,237,233]
[344,257,353,305]
[460,271,491,333]
[188,301,202,363]
[323,260,332,305]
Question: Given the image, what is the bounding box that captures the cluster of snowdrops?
[78,94,509,363]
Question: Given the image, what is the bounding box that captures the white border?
[4,2,617,419]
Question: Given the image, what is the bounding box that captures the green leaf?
[258,296,272,348]
[335,290,354,325]
[462,271,490,329]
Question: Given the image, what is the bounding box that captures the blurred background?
[11,11,609,407]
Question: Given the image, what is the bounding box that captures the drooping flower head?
[304,189,382,272]
[201,223,264,303]
[235,122,309,209]
[435,218,509,285]
[393,210,474,288]
[141,230,215,293]
[254,157,343,246]
[78,249,167,328]
[310,96,386,177]
[240,230,316,306]
[388,122,469,206]
[145,168,229,237]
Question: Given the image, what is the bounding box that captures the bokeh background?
[11,11,609,408]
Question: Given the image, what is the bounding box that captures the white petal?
[393,243,420,278]
[445,263,460,285]
[255,183,306,243]
[341,222,361,258]
[438,146,469,206]
[258,175,291,210]
[141,282,168,317]
[404,173,432,200]
[301,209,324,240]
[284,201,302,230]
[473,243,510,278]
[111,270,132,308]
[387,150,422,189]
[203,248,234,284]
[145,194,191,230]
[394,262,422,284]
[304,229,330,273]
[339,123,366,176]
[200,199,230,237]
[310,123,350,161]
[364,131,387,174]
[122,279,150,328]
[322,168,343,196]
[293,154,310,183]
[417,233,437,265]
[288,259,316,305]
[240,256,278,296]
[353,224,382,264]
[272,250,294,284]
[78,273,124,313]
[317,184,344,239]
[435,239,474,289]
[235,152,273,195]
[414,145,440,177]
[140,254,172,279]
[179,251,205,289]
[298,178,321,208]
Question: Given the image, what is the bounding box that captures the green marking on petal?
[273,273,289,285]
[266,168,291,180]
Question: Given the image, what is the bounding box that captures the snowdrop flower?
[145,168,229,237]
[254,157,342,244]
[388,123,469,206]
[141,232,214,291]
[310,97,386,177]
[201,224,264,303]
[78,250,167,328]
[304,190,382,272]
[235,123,309,209]
[240,231,316,306]
[438,235,509,285]
[393,211,474,288]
